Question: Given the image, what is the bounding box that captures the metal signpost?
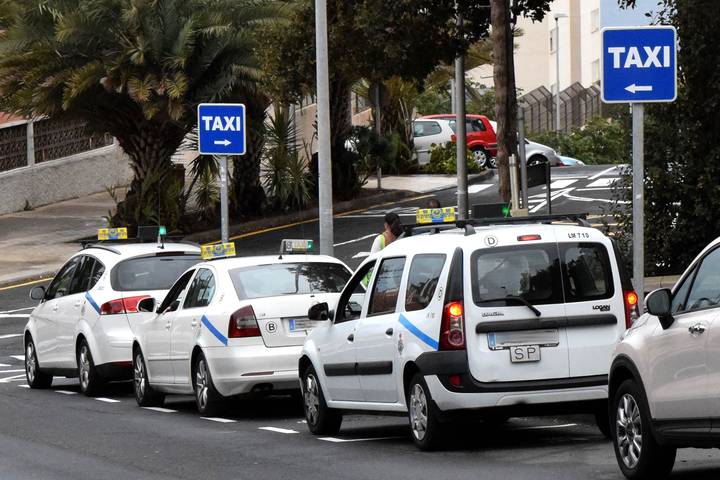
[197,103,247,244]
[601,26,677,306]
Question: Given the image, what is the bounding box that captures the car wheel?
[408,373,445,451]
[612,379,676,479]
[193,352,224,416]
[528,155,547,167]
[133,349,165,407]
[595,406,612,439]
[302,365,342,435]
[471,148,490,169]
[25,337,52,388]
[77,340,103,396]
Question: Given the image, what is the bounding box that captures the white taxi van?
[300,211,637,449]
[24,227,201,395]
[130,240,357,416]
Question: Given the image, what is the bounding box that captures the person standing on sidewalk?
[370,212,403,254]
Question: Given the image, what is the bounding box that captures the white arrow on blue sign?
[197,103,247,155]
[601,26,677,104]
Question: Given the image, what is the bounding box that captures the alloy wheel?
[617,393,643,469]
[78,345,90,390]
[304,373,320,426]
[25,342,36,383]
[473,150,488,168]
[134,354,146,399]
[195,359,209,411]
[409,383,428,441]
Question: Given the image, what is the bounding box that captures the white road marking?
[586,177,618,188]
[0,363,10,367]
[10,355,24,361]
[468,184,494,194]
[142,407,178,413]
[549,179,578,189]
[18,384,30,388]
[55,390,78,395]
[0,369,25,374]
[94,397,121,403]
[0,314,30,319]
[259,426,299,434]
[0,334,23,339]
[0,307,33,314]
[352,251,370,259]
[318,436,404,443]
[0,374,26,383]
[589,165,618,180]
[333,234,376,247]
[511,423,577,431]
[202,417,237,423]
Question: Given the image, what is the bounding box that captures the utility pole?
[315,0,334,255]
[455,6,468,220]
[219,155,229,243]
[632,103,644,306]
[554,13,568,133]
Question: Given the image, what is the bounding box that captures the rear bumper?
[203,344,302,397]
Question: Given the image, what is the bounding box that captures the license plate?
[288,318,317,332]
[509,345,541,363]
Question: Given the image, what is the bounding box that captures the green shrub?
[422,142,482,174]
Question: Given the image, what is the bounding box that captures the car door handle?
[74,300,83,308]
[385,328,394,336]
[165,321,172,330]
[191,319,199,328]
[52,304,59,312]
[347,333,354,342]
[689,324,707,335]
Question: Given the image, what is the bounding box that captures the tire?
[133,349,165,407]
[595,406,612,439]
[407,373,445,451]
[611,379,676,479]
[471,148,490,169]
[528,155,547,167]
[25,337,52,389]
[192,352,224,416]
[302,365,342,435]
[77,340,103,396]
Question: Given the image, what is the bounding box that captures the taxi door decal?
[201,315,228,346]
[85,292,100,314]
[398,314,438,350]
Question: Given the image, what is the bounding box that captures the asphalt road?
[2,164,719,479]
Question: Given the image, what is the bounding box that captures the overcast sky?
[602,0,659,26]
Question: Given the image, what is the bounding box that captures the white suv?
[609,237,720,479]
[300,215,637,449]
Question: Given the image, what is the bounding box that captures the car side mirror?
[29,285,46,301]
[137,297,156,313]
[646,288,674,329]
[308,302,329,321]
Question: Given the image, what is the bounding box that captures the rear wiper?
[477,296,542,317]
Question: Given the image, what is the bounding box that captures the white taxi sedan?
[24,228,201,395]
[130,240,356,415]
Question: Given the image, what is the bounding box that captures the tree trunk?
[232,93,269,217]
[491,0,518,203]
[328,75,357,199]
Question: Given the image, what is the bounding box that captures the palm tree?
[0,0,280,227]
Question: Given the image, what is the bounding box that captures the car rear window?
[112,255,202,291]
[562,243,614,302]
[229,263,351,300]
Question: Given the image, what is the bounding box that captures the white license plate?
[509,345,541,363]
[288,319,317,332]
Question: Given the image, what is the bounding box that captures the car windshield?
[229,262,352,300]
[112,255,202,291]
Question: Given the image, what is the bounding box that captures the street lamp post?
[554,13,567,133]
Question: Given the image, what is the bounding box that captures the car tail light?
[624,290,639,328]
[517,234,542,242]
[100,296,150,315]
[229,305,261,338]
[440,301,465,350]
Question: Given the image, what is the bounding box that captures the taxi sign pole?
[219,155,229,244]
[632,103,644,306]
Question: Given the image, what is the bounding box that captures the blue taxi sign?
[201,242,236,260]
[416,207,456,225]
[98,227,128,241]
[197,103,247,155]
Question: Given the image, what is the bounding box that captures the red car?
[417,114,498,168]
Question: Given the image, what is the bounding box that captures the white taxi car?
[24,227,201,395]
[300,211,638,450]
[130,240,357,416]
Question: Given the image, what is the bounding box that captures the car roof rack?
[79,244,122,255]
[402,213,591,238]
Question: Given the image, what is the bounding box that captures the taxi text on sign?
[601,26,677,103]
[197,103,247,155]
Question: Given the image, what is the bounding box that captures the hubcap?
[304,373,320,426]
[409,383,428,441]
[473,150,488,168]
[616,393,643,469]
[489,156,498,168]
[195,359,209,411]
[26,343,36,383]
[78,345,90,390]
[134,354,146,399]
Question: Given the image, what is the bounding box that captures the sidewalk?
[363,172,491,193]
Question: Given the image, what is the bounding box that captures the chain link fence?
[520,82,602,135]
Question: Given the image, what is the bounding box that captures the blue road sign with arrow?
[601,26,677,103]
[197,103,247,155]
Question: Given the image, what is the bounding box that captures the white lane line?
[468,184,494,194]
[586,177,618,188]
[0,307,34,314]
[0,363,10,367]
[512,423,577,431]
[589,165,618,180]
[333,233,376,247]
[259,426,299,434]
[0,314,30,319]
[319,436,404,443]
[94,397,121,403]
[202,417,237,423]
[549,179,578,189]
[55,390,78,395]
[10,355,25,361]
[142,407,178,413]
[352,251,370,259]
[0,374,26,383]
[0,334,23,339]
[0,369,25,374]
[18,384,30,388]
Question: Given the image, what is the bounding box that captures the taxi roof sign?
[201,242,236,260]
[416,207,456,225]
[98,227,128,241]
[280,239,315,255]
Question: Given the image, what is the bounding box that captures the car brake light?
[440,301,465,350]
[517,234,542,242]
[229,305,261,338]
[100,296,150,315]
[624,290,639,328]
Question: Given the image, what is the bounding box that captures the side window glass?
[369,257,406,316]
[46,257,81,299]
[405,254,446,312]
[413,122,426,138]
[336,261,375,324]
[70,256,93,294]
[184,269,216,309]
[685,249,720,311]
[671,268,695,313]
[158,270,195,314]
[88,261,105,291]
[562,244,613,302]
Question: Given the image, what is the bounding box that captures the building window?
[591,9,600,33]
[592,59,600,83]
[549,28,557,53]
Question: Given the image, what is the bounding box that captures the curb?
[0,272,57,290]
